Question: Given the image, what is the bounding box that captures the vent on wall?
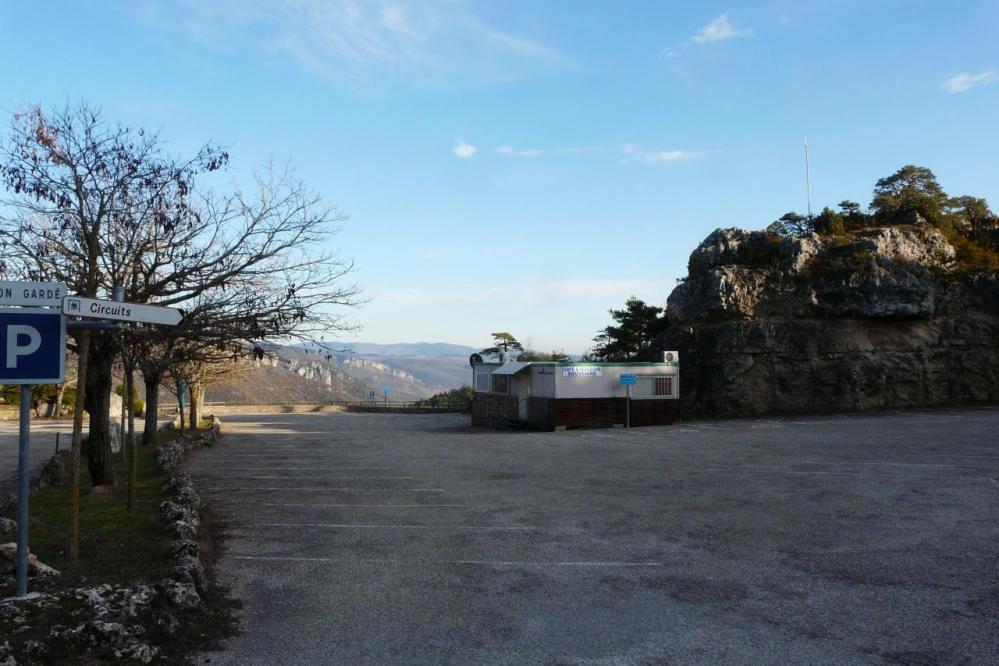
[663,351,679,363]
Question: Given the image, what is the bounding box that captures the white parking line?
[798,461,959,468]
[699,467,941,477]
[232,555,661,567]
[262,502,465,508]
[202,487,446,492]
[220,467,392,471]
[248,523,539,530]
[239,476,414,480]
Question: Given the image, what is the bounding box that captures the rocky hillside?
[205,357,368,404]
[656,221,999,417]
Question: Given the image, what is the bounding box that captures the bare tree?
[1,103,360,554]
[171,352,253,427]
[129,164,361,445]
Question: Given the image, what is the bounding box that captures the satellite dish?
[469,353,483,366]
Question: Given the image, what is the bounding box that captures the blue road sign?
[619,374,637,386]
[0,309,66,384]
[381,387,391,394]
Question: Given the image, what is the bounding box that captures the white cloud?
[495,145,545,157]
[377,278,667,307]
[942,70,997,94]
[663,13,753,57]
[554,146,601,155]
[778,14,792,26]
[620,144,705,164]
[127,0,566,88]
[691,14,753,44]
[483,30,563,62]
[453,139,477,158]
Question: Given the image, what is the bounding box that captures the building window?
[491,374,509,394]
[475,371,491,393]
[654,377,673,397]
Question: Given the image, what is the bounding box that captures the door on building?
[518,373,530,420]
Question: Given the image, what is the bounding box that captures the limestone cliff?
[656,224,999,417]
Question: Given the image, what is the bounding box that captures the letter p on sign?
[6,325,41,368]
[0,309,66,384]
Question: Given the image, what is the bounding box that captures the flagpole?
[804,136,812,218]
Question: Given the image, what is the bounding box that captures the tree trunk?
[126,364,138,512]
[85,335,117,487]
[49,383,65,418]
[189,383,204,429]
[177,382,186,435]
[143,372,161,447]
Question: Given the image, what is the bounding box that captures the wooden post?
[68,329,90,558]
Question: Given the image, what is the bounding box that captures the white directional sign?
[62,296,183,326]
[0,281,68,307]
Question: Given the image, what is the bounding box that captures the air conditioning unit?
[662,351,679,363]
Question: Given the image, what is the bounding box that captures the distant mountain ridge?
[277,341,476,400]
[321,341,479,358]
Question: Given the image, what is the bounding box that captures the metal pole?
[626,384,631,430]
[16,384,31,597]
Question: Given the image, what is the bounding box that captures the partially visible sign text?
[562,366,602,378]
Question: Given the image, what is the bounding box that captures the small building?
[471,353,680,430]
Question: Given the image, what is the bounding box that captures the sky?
[3,1,998,353]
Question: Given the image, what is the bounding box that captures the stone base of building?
[471,394,679,430]
[471,393,520,428]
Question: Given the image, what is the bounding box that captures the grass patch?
[18,429,209,589]
[1,425,240,663]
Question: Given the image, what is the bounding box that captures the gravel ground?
[189,408,999,665]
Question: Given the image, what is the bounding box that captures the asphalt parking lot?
[0,419,73,500]
[189,409,999,665]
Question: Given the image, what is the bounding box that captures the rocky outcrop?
[657,225,999,417]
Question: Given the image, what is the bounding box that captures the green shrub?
[813,207,845,235]
[115,383,144,416]
[735,233,784,268]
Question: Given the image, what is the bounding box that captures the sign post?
[619,374,637,430]
[62,296,183,326]
[16,385,30,596]
[381,386,391,408]
[1,307,67,596]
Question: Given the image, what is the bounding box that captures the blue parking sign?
[0,309,66,384]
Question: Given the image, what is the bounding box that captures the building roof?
[491,362,533,375]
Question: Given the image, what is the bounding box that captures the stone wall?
[199,404,345,416]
